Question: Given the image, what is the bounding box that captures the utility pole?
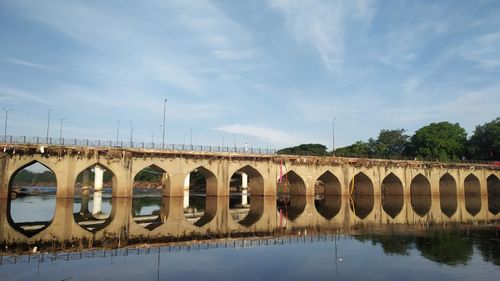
[332,117,336,156]
[190,128,193,146]
[162,99,167,149]
[116,120,120,144]
[2,107,13,142]
[46,108,51,143]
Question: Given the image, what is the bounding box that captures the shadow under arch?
[73,163,117,233]
[277,195,306,222]
[7,160,57,238]
[439,173,457,218]
[349,172,374,219]
[229,165,264,227]
[487,175,500,215]
[315,171,342,220]
[381,173,404,219]
[464,174,481,216]
[185,166,218,227]
[132,164,167,231]
[410,174,431,217]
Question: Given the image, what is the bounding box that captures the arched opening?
[277,171,306,222]
[8,161,57,237]
[381,173,404,218]
[439,173,457,218]
[464,174,481,216]
[184,166,217,227]
[410,174,431,217]
[132,165,166,230]
[349,172,374,219]
[73,164,116,232]
[229,166,264,227]
[487,175,500,215]
[314,171,341,220]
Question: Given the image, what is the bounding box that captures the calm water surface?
[2,192,500,280]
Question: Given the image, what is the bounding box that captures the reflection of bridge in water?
[0,144,499,246]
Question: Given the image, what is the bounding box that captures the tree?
[468,117,500,161]
[376,129,409,157]
[335,141,371,156]
[277,144,328,156]
[409,122,467,162]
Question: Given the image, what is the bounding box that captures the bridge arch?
[487,174,500,215]
[131,164,167,230]
[184,166,217,227]
[349,172,374,219]
[7,160,57,237]
[73,163,117,233]
[277,170,306,196]
[410,174,431,217]
[229,165,264,227]
[381,173,404,218]
[439,173,457,218]
[464,174,481,216]
[314,171,341,220]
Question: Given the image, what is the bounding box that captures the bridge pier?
[183,174,190,208]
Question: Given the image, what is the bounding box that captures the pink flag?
[279,159,283,183]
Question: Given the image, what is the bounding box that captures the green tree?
[409,122,467,162]
[468,117,500,160]
[335,141,371,156]
[277,144,328,156]
[376,129,409,157]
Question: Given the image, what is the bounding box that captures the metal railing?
[0,135,277,155]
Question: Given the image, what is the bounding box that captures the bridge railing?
[0,135,277,155]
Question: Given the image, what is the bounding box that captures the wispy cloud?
[268,0,375,72]
[215,124,297,146]
[0,84,51,105]
[2,58,55,70]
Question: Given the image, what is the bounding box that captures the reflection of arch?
[315,171,341,219]
[464,174,481,216]
[238,196,264,227]
[234,165,264,195]
[316,195,341,220]
[73,163,116,233]
[410,174,431,217]
[381,173,404,218]
[487,175,500,215]
[439,173,457,218]
[349,172,374,219]
[193,196,217,227]
[7,161,57,238]
[278,171,306,196]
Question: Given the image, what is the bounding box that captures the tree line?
[277,117,499,162]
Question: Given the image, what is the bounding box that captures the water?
[1,193,500,280]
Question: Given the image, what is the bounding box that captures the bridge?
[0,142,499,245]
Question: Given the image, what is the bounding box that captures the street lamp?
[46,108,51,143]
[59,117,66,143]
[2,107,13,142]
[162,99,167,149]
[332,117,336,156]
[116,120,120,145]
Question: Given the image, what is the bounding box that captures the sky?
[0,0,499,150]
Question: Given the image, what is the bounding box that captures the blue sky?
[0,0,499,150]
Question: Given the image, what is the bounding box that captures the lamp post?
[130,120,133,147]
[162,99,167,149]
[59,117,66,143]
[332,117,336,156]
[2,107,13,142]
[46,108,51,143]
[116,120,120,145]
